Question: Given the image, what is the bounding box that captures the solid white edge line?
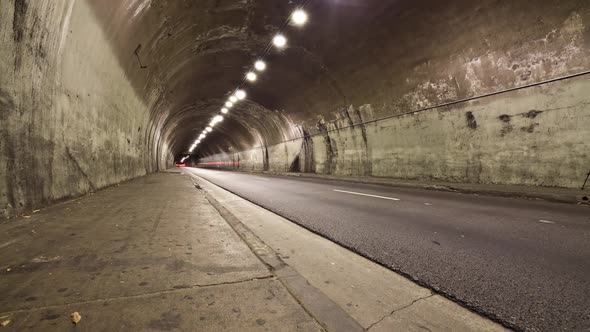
[332,189,400,201]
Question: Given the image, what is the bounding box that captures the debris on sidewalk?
[1,319,10,327]
[70,312,82,324]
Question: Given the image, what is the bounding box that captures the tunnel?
[1,0,589,331]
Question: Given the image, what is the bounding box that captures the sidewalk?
[255,171,589,205]
[0,170,508,331]
[0,170,320,331]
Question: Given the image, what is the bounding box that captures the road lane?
[185,167,590,331]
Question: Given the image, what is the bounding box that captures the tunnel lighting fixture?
[199,134,205,139]
[229,96,238,103]
[291,9,308,26]
[214,115,224,123]
[196,140,201,144]
[255,60,266,71]
[189,147,195,152]
[225,101,234,108]
[206,127,213,132]
[273,34,287,48]
[246,72,257,82]
[209,121,216,127]
[221,107,229,114]
[235,90,246,100]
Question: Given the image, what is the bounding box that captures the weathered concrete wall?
[199,74,590,189]
[0,0,171,219]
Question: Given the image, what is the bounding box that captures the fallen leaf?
[71,312,81,324]
[1,319,10,327]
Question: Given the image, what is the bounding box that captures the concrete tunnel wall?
[0,1,172,219]
[1,0,590,219]
[200,74,590,188]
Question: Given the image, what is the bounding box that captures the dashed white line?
[539,219,556,224]
[254,177,270,181]
[332,189,400,201]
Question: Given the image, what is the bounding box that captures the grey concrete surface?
[186,167,590,332]
[0,171,321,331]
[187,169,508,332]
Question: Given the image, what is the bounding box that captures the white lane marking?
[254,177,270,181]
[332,189,400,201]
[539,219,556,224]
[424,203,432,206]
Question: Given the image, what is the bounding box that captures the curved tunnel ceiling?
[86,0,590,159]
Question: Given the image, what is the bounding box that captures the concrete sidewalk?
[0,170,508,331]
[0,170,320,331]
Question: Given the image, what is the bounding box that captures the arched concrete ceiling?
[85,0,590,159]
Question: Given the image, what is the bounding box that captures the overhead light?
[189,147,194,152]
[255,60,266,71]
[206,127,212,132]
[273,34,287,48]
[209,121,215,127]
[196,140,201,144]
[202,130,207,134]
[235,90,246,100]
[246,72,257,81]
[291,9,308,26]
[225,101,233,108]
[214,115,223,123]
[229,96,238,103]
[199,134,205,139]
[221,107,228,114]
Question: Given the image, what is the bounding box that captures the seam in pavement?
[184,169,520,332]
[366,294,435,330]
[189,172,364,332]
[0,275,274,316]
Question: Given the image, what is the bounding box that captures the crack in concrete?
[0,275,274,316]
[366,294,435,330]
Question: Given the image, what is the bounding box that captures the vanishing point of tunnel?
[1,0,589,331]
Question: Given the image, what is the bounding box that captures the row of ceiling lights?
[187,8,309,154]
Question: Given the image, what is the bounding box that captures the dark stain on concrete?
[301,128,315,173]
[139,281,148,286]
[12,0,28,69]
[56,288,68,293]
[25,296,38,301]
[289,154,301,172]
[498,115,513,137]
[355,108,372,176]
[500,124,514,137]
[256,318,266,326]
[148,311,182,331]
[263,145,269,171]
[12,0,28,42]
[318,121,338,174]
[465,112,477,129]
[524,110,543,118]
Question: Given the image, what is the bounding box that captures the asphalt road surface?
[186,168,590,331]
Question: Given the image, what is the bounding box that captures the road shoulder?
[185,169,509,331]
